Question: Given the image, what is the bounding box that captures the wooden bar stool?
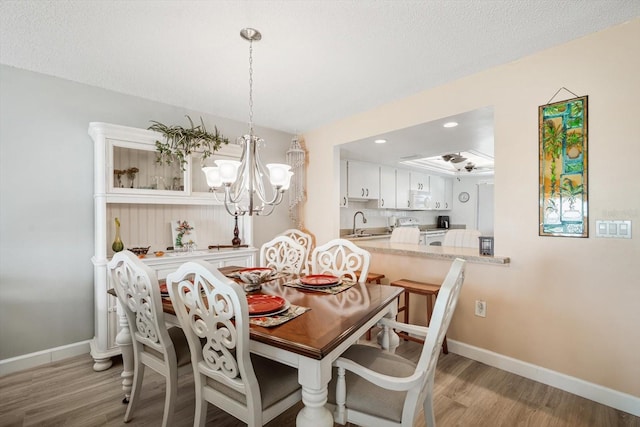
[360,271,385,284]
[390,278,448,353]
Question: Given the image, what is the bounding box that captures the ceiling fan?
[462,161,492,172]
[441,153,467,164]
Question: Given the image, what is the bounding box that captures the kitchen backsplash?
[340,202,442,230]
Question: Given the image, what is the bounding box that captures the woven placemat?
[249,304,310,327]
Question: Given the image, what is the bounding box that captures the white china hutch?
[89,122,257,371]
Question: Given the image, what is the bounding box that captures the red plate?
[247,294,286,315]
[300,274,340,286]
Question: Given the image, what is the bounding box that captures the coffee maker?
[437,215,450,229]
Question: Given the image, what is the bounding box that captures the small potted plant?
[148,116,229,171]
[565,131,583,159]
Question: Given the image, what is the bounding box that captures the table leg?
[295,358,334,427]
[115,300,133,403]
[376,302,400,352]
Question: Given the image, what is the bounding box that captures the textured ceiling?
[1,1,639,134]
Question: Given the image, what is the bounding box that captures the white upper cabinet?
[340,160,348,207]
[379,166,396,209]
[396,169,411,209]
[410,171,430,192]
[443,178,453,209]
[347,160,379,200]
[427,175,454,210]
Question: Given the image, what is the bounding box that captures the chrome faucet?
[352,210,367,234]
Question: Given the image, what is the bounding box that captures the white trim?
[447,339,640,417]
[0,340,91,376]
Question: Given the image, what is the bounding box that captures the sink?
[344,233,373,238]
[344,232,390,238]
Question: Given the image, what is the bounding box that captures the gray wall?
[0,65,294,359]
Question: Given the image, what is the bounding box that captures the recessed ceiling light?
[443,122,458,128]
[374,139,387,144]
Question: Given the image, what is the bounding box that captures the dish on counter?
[300,274,340,286]
[246,294,287,316]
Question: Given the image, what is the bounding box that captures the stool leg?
[404,291,410,324]
[425,294,434,326]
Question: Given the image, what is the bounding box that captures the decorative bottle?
[232,216,242,246]
[112,217,124,252]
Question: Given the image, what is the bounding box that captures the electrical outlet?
[475,300,486,317]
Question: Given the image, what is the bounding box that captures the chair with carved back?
[279,228,315,275]
[327,258,466,427]
[442,229,482,248]
[390,226,421,244]
[310,238,371,283]
[107,250,192,427]
[166,260,302,427]
[260,235,307,275]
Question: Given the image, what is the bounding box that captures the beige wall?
[303,19,640,397]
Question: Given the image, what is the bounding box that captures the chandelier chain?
[248,40,254,136]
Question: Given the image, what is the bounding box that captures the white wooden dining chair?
[390,227,421,244]
[310,238,371,283]
[166,260,302,427]
[107,250,192,427]
[442,229,482,248]
[327,258,466,427]
[260,235,307,274]
[279,228,315,274]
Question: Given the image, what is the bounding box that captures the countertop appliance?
[437,215,450,229]
[396,217,420,228]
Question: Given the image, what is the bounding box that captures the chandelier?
[202,28,293,216]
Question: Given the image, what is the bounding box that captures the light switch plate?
[595,220,632,238]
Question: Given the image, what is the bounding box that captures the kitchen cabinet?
[379,166,396,208]
[340,160,348,207]
[410,171,429,192]
[88,122,255,372]
[347,160,379,200]
[429,175,453,210]
[396,169,411,209]
[443,178,453,209]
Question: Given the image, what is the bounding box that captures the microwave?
[409,190,431,209]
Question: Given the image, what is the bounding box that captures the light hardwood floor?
[1,340,638,427]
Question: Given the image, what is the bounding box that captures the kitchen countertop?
[341,227,451,241]
[352,240,510,265]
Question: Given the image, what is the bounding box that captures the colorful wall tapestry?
[539,95,588,237]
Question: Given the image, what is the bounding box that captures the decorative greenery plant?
[149,116,229,171]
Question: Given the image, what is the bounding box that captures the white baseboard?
[447,339,640,418]
[0,340,91,377]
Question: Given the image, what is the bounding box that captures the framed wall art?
[539,95,588,237]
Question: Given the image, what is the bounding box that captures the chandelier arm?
[222,186,244,217]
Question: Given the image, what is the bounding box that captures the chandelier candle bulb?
[267,163,292,187]
[215,160,241,184]
[202,166,222,188]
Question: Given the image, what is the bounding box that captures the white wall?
[0,65,293,360]
[450,176,495,231]
[303,20,640,399]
